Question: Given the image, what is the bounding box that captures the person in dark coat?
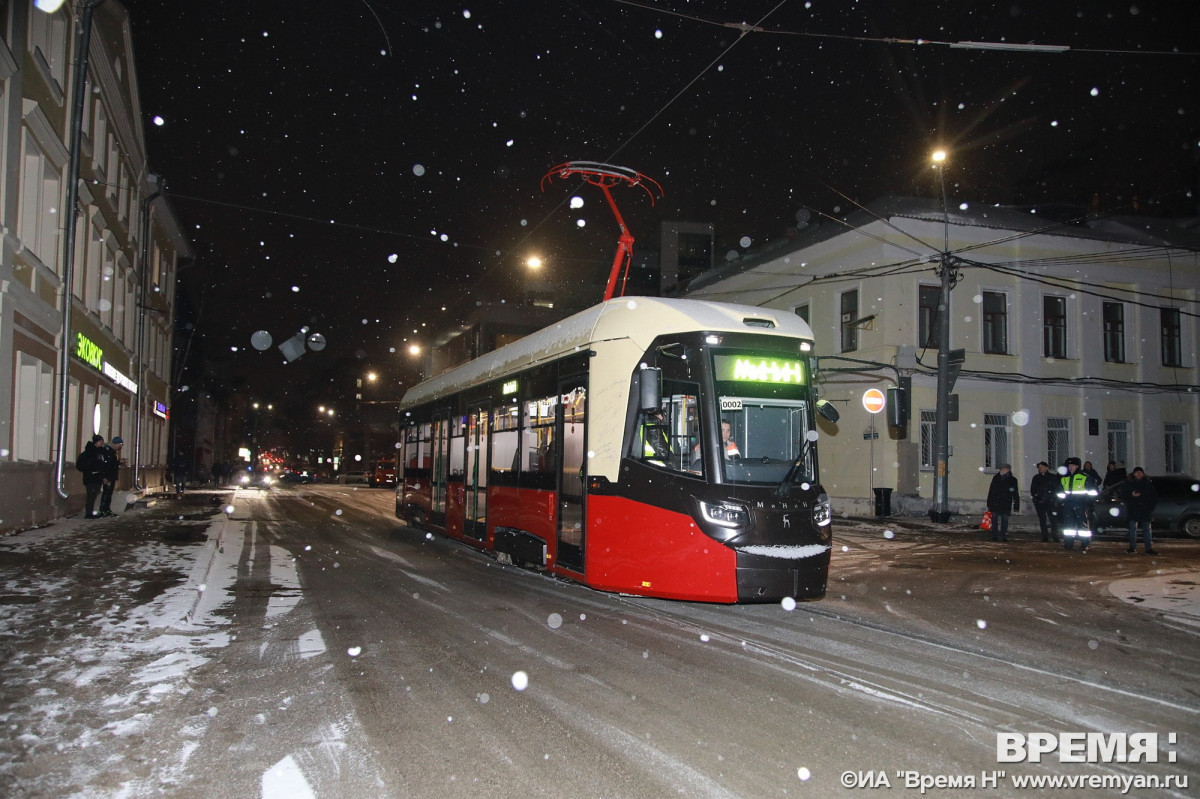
[77,435,107,519]
[1122,467,1158,555]
[1103,460,1127,489]
[1029,461,1060,542]
[97,436,125,517]
[171,451,191,494]
[986,463,1020,542]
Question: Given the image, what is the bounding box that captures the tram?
[394,297,838,603]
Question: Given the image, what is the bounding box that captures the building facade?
[1,2,189,531]
[684,198,1199,517]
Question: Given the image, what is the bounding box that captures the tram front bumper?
[734,545,830,602]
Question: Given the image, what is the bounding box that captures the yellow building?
[683,198,1200,518]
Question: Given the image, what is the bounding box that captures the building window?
[1106,420,1130,468]
[1161,308,1183,367]
[14,352,55,462]
[919,410,936,470]
[792,303,809,325]
[982,291,1008,354]
[984,413,1010,470]
[918,285,940,349]
[1043,295,1067,359]
[840,290,858,353]
[1047,417,1070,468]
[28,6,68,90]
[1103,302,1126,363]
[1164,423,1186,474]
[18,130,62,267]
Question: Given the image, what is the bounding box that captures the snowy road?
[2,485,1197,797]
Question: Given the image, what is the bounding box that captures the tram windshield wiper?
[774,441,811,498]
[773,400,837,497]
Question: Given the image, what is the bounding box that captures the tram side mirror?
[816,399,840,423]
[639,367,663,413]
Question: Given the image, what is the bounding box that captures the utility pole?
[930,150,956,523]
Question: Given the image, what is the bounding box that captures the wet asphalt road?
[1,485,1197,798]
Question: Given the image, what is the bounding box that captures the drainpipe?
[131,176,163,489]
[53,0,106,500]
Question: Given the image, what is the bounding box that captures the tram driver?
[691,418,741,467]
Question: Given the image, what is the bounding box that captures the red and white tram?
[395,297,837,603]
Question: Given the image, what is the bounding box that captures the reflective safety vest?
[642,423,669,460]
[1057,472,1097,500]
[724,439,741,458]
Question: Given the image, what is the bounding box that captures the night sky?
[120,0,1198,410]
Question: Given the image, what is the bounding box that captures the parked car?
[1091,475,1200,538]
[337,471,370,485]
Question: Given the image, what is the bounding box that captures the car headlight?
[699,499,751,529]
[812,493,832,527]
[240,475,250,484]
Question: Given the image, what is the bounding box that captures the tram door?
[463,403,489,540]
[431,411,450,526]
[556,381,586,572]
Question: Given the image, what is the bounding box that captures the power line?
[607,0,1200,57]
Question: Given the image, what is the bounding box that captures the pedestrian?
[1082,460,1103,485]
[1029,461,1060,542]
[75,435,107,519]
[986,463,1020,541]
[1122,467,1158,555]
[171,451,191,494]
[1103,460,1127,489]
[97,436,125,517]
[1057,457,1100,551]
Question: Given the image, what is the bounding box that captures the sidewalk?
[840,512,1200,624]
[0,489,238,794]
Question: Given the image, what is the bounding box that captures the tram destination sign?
[713,354,805,385]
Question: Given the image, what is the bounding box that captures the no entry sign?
[862,388,886,414]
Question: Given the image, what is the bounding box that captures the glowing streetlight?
[527,255,543,270]
[366,371,378,383]
[929,148,958,523]
[408,343,421,356]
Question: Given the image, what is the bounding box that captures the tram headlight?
[812,493,832,528]
[699,500,751,529]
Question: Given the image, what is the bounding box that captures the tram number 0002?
[720,398,743,411]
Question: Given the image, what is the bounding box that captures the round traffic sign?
[862,388,886,414]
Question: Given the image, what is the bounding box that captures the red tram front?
[395,299,834,603]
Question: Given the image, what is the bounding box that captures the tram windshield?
[716,398,813,484]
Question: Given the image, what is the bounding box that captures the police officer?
[1057,457,1100,551]
[1029,461,1060,542]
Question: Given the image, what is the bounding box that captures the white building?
[1,2,190,530]
[683,197,1200,517]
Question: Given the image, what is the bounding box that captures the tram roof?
[399,297,814,410]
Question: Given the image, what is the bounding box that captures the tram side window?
[633,380,703,476]
[523,395,557,481]
[492,403,520,474]
[415,423,433,469]
[449,415,466,477]
[404,425,419,469]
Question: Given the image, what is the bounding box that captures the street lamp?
[527,255,543,270]
[929,149,958,523]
